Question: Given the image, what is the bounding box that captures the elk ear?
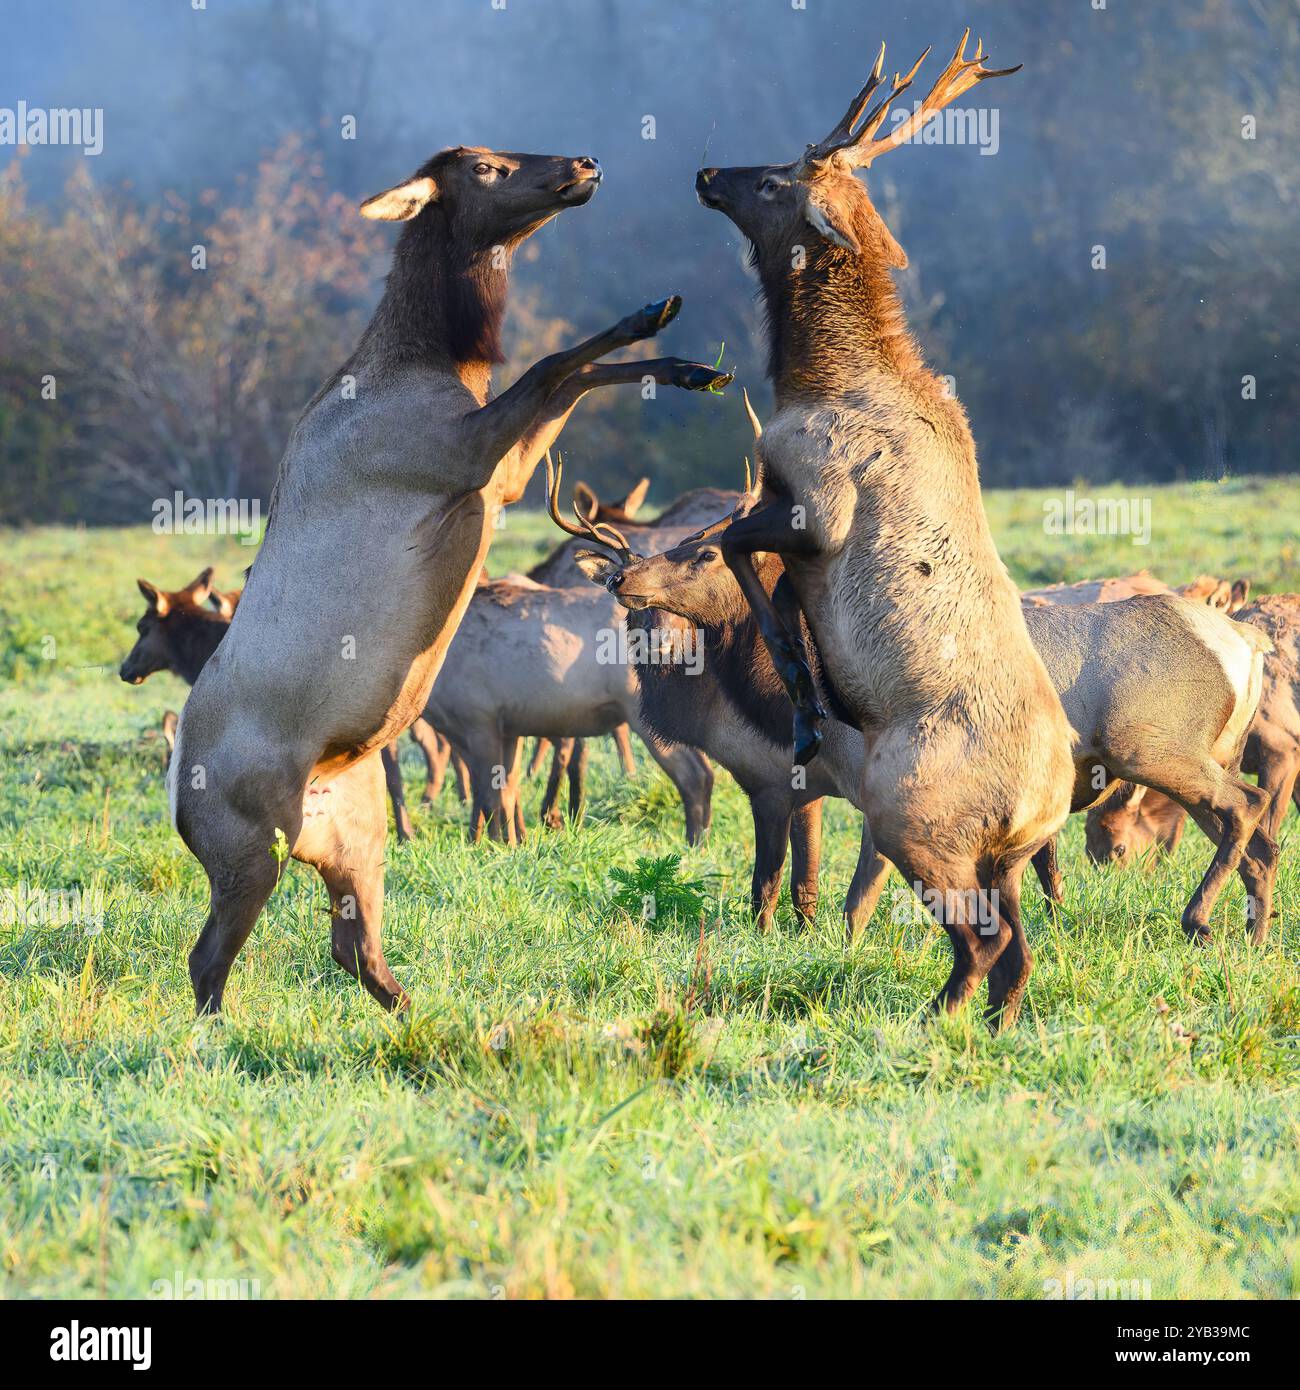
[573,548,620,587]
[572,482,599,522]
[161,709,179,755]
[616,478,651,519]
[137,579,169,617]
[1231,578,1251,609]
[800,185,861,254]
[182,567,214,604]
[359,174,439,222]
[210,590,237,619]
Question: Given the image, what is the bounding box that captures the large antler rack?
[795,29,1020,177]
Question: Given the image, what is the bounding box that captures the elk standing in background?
[1087,593,1299,936]
[423,539,713,848]
[170,144,731,1014]
[699,35,1077,1026]
[1022,596,1275,940]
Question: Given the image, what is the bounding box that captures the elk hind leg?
[1143,758,1271,942]
[985,859,1034,1031]
[902,854,1011,1018]
[1031,836,1064,914]
[567,738,589,826]
[299,753,407,1010]
[381,741,414,843]
[541,739,574,830]
[612,723,637,778]
[843,819,892,941]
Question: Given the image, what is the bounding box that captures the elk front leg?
[789,798,823,925]
[498,357,733,503]
[463,297,724,476]
[721,504,826,764]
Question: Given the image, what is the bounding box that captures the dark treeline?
[0,0,1295,525]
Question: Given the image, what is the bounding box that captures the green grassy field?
[2,476,1299,1299]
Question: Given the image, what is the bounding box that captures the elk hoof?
[1181,919,1213,947]
[678,365,733,392]
[625,295,681,338]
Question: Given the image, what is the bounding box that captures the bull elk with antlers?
[697,33,1076,1026]
[169,144,731,1014]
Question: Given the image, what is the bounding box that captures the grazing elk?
[698,34,1075,1026]
[423,535,713,847]
[1086,593,1299,937]
[169,144,731,1013]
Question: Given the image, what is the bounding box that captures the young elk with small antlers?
[699,34,1075,1026]
[170,144,731,1014]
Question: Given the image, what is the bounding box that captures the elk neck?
[355,208,513,402]
[171,610,230,685]
[758,238,930,404]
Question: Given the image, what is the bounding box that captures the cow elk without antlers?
[169,142,731,1014]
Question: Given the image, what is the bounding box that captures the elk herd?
[117,32,1299,1029]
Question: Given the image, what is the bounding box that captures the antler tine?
[853,46,930,147]
[741,386,762,443]
[853,28,1022,166]
[743,457,753,496]
[544,451,635,561]
[796,41,887,173]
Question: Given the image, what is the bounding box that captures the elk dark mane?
[163,605,230,686]
[755,191,928,395]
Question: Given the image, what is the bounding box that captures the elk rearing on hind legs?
[170,144,732,1015]
[699,32,1076,1028]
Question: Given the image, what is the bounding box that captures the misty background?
[0,0,1295,525]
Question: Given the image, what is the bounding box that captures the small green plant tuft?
[608,853,714,927]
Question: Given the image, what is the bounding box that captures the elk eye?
[759,178,781,196]
[473,162,494,177]
[696,549,718,564]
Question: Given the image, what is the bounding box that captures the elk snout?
[696,168,721,207]
[119,658,146,685]
[559,157,602,200]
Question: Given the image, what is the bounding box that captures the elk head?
[360,146,602,364]
[120,567,226,685]
[696,31,1019,274]
[360,145,602,241]
[1177,575,1251,614]
[1085,785,1187,866]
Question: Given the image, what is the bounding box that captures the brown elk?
[1086,593,1299,933]
[169,144,732,1014]
[422,537,714,847]
[524,463,745,829]
[698,33,1075,1026]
